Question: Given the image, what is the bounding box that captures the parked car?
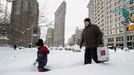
[107,45,114,49]
[65,46,72,51]
[49,47,53,50]
[58,45,64,50]
[53,47,58,50]
[72,44,81,52]
[128,46,133,49]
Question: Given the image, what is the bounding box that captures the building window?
[110,10,112,13]
[110,31,112,34]
[118,0,121,4]
[101,19,104,22]
[106,2,109,5]
[108,38,114,42]
[116,37,118,41]
[119,37,121,41]
[110,15,112,18]
[115,18,118,22]
[101,15,104,18]
[110,20,112,23]
[110,5,112,8]
[101,11,103,14]
[127,36,129,41]
[130,0,134,4]
[121,37,123,41]
[130,36,132,40]
[119,28,123,32]
[115,13,117,16]
[107,16,109,19]
[130,6,134,11]
[115,24,118,27]
[107,32,109,35]
[114,2,117,6]
[101,7,103,10]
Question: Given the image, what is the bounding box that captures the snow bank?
[0,47,134,75]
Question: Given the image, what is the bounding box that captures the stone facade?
[53,1,66,47]
[9,0,40,47]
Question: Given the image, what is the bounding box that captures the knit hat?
[84,18,90,23]
[36,39,44,46]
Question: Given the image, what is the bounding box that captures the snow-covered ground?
[0,47,134,75]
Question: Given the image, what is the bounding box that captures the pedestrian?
[13,44,17,50]
[114,46,116,52]
[80,18,103,65]
[35,39,50,72]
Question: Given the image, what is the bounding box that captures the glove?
[98,44,104,47]
[33,61,37,66]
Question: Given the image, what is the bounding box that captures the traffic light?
[128,23,134,31]
[130,15,134,22]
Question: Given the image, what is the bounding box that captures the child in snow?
[14,44,17,50]
[35,39,50,72]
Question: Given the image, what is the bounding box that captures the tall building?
[45,28,54,47]
[9,0,39,47]
[87,0,134,48]
[53,1,66,47]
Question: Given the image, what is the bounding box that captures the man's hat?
[84,18,91,23]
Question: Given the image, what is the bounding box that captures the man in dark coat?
[80,18,103,65]
[36,39,50,72]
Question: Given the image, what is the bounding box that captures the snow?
[0,47,134,75]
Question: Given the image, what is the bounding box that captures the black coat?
[80,24,103,48]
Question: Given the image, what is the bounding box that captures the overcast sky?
[38,0,90,43]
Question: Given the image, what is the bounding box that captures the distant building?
[68,34,75,46]
[53,1,66,47]
[45,28,54,47]
[9,0,40,47]
[68,27,82,46]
